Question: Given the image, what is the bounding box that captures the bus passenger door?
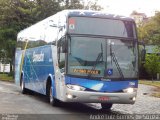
[57,37,66,100]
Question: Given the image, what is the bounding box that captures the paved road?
[0,81,160,120]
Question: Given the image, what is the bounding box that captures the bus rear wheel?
[101,103,113,110]
[49,86,60,106]
[21,79,27,94]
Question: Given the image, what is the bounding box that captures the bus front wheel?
[101,103,113,110]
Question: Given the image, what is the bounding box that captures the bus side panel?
[23,45,54,95]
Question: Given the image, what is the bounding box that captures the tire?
[101,103,113,110]
[48,85,60,106]
[21,80,27,94]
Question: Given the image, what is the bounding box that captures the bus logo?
[106,69,113,76]
[32,51,44,62]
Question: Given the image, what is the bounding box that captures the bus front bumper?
[63,88,137,104]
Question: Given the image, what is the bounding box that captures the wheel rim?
[50,87,53,103]
[21,81,24,90]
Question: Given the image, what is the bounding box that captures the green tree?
[63,0,83,9]
[63,0,103,11]
[0,0,104,75]
[83,0,103,11]
[35,0,62,20]
[138,11,160,47]
[144,53,160,80]
[0,0,39,73]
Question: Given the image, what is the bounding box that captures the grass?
[0,73,14,82]
[139,80,160,88]
[139,80,160,98]
[152,92,160,98]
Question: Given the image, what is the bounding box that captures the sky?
[96,0,160,17]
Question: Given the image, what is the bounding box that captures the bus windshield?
[68,17,136,38]
[67,37,138,79]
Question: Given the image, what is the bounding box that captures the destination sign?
[73,69,100,75]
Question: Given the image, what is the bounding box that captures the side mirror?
[141,49,146,62]
[61,37,67,53]
[138,41,146,62]
[57,37,67,53]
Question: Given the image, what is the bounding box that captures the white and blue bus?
[15,10,139,110]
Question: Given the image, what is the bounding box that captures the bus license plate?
[99,96,109,101]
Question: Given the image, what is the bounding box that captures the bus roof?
[64,9,134,21]
[17,9,135,40]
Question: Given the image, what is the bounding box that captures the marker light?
[67,84,86,91]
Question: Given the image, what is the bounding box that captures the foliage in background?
[138,11,160,47]
[138,11,160,79]
[144,53,160,80]
[82,0,103,11]
[0,0,102,75]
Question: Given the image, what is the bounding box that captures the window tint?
[68,17,136,38]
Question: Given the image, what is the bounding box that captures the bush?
[144,54,160,80]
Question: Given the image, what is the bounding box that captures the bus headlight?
[67,84,86,91]
[123,88,137,93]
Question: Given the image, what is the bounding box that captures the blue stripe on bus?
[65,76,138,92]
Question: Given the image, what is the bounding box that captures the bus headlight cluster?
[123,87,137,93]
[67,84,86,91]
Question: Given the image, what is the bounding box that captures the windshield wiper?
[88,43,103,78]
[110,43,124,79]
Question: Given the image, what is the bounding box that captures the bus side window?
[57,37,66,72]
